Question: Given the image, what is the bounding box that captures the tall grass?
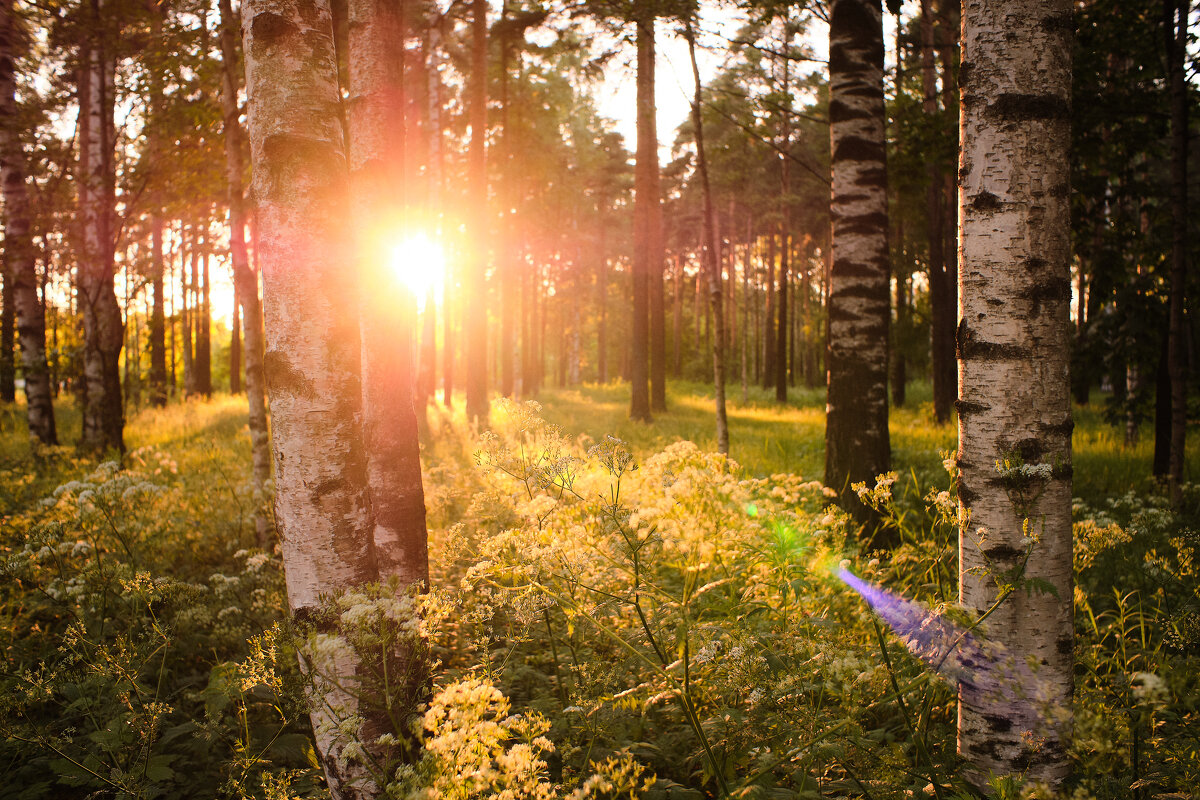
[534,379,1193,508]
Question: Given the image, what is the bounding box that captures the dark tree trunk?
[685,20,727,453]
[826,0,891,527]
[629,10,655,421]
[1,269,13,402]
[499,20,515,398]
[196,244,213,397]
[1,0,56,442]
[147,2,167,407]
[464,0,488,423]
[219,0,271,544]
[775,224,789,403]
[597,223,609,382]
[1165,0,1189,502]
[230,281,241,394]
[672,254,683,376]
[922,0,953,424]
[762,231,776,387]
[77,6,124,454]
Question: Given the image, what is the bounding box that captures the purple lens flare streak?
[837,568,1067,745]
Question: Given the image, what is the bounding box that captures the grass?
[2,379,1192,512]
[532,378,1193,509]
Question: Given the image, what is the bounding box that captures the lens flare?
[388,233,445,311]
[836,568,1067,742]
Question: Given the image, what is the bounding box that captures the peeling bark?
[241,0,377,795]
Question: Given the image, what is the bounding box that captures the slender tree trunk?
[1165,0,1188,503]
[77,3,124,453]
[1,0,56,443]
[685,20,727,453]
[347,0,429,766]
[182,239,194,396]
[775,26,791,404]
[242,2,387,795]
[939,2,959,417]
[196,240,213,396]
[957,0,1074,785]
[742,217,751,403]
[922,0,953,424]
[630,10,656,421]
[891,234,907,407]
[776,223,789,403]
[219,0,270,545]
[826,0,891,524]
[147,1,167,406]
[465,0,489,423]
[672,254,683,376]
[762,231,775,387]
[497,18,517,399]
[230,280,242,393]
[597,222,609,383]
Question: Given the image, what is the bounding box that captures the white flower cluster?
[995,461,1054,482]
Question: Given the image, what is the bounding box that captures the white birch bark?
[957,0,1074,784]
[825,0,891,524]
[241,1,377,795]
[1,0,56,446]
[77,0,124,454]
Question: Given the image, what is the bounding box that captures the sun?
[388,232,445,309]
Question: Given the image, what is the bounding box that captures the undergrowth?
[0,392,1195,798]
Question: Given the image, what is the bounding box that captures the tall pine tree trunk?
[196,240,212,396]
[826,0,890,524]
[685,19,727,453]
[230,282,241,393]
[147,1,167,406]
[464,0,489,423]
[957,0,1073,784]
[1165,0,1188,504]
[77,2,124,453]
[630,8,656,421]
[1,247,13,402]
[219,0,270,546]
[1,0,56,443]
[922,0,953,424]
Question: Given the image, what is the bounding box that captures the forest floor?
[1,384,1197,798]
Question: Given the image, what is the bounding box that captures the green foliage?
[0,398,318,799]
[2,390,1197,798]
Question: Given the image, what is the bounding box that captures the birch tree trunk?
[1,0,56,444]
[347,0,429,758]
[629,8,655,422]
[77,1,124,454]
[685,18,728,454]
[241,1,380,794]
[825,0,890,523]
[218,0,271,547]
[957,0,1074,784]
